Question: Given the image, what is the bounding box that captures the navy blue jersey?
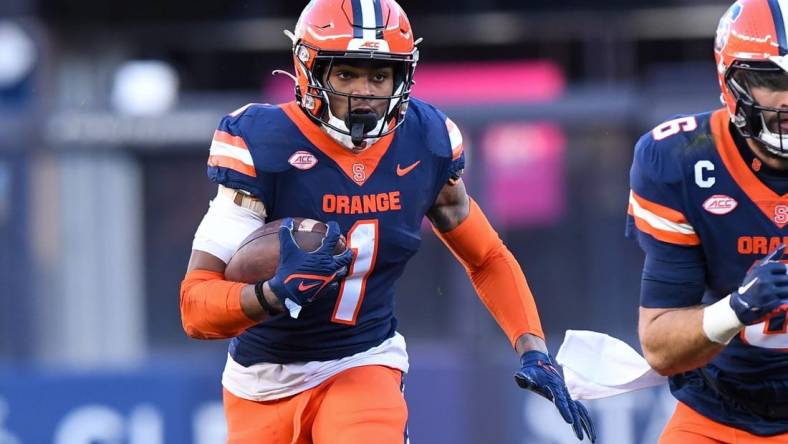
[206,99,465,365]
[626,109,788,435]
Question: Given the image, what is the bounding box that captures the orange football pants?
[223,365,408,444]
[660,402,788,444]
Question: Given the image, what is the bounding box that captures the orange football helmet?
[286,0,419,146]
[716,0,788,156]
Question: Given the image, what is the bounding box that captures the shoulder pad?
[626,113,710,246]
[207,103,287,198]
[406,99,462,160]
[219,103,273,127]
[223,103,304,174]
[633,112,714,185]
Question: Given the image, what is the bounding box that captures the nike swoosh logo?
[396,161,421,176]
[298,281,320,292]
[738,277,759,295]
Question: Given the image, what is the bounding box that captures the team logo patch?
[288,151,318,170]
[359,41,381,50]
[703,194,738,215]
[396,160,420,177]
[715,3,742,52]
[347,38,390,52]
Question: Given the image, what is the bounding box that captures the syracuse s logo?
[775,205,788,225]
[352,163,366,183]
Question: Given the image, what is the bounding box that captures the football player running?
[179,0,595,442]
[628,0,788,442]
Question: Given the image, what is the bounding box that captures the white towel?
[555,330,667,400]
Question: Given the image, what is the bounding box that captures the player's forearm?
[239,284,265,320]
[433,198,545,345]
[467,248,545,344]
[240,281,285,320]
[639,306,725,376]
[180,270,260,339]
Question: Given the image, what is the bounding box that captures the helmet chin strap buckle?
[346,112,378,147]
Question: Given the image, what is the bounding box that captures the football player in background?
[180,0,594,442]
[627,0,788,442]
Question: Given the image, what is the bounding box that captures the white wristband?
[702,295,744,345]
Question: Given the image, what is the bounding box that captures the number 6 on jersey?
[331,220,379,325]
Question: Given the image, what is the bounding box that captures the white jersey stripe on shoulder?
[628,191,695,235]
[445,117,463,150]
[210,141,255,166]
[229,103,254,117]
[445,117,457,133]
[213,130,249,150]
[449,127,462,150]
[360,0,376,40]
[451,144,464,160]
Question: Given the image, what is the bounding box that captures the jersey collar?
[712,109,788,228]
[280,102,395,187]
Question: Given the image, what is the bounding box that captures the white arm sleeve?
[192,186,266,263]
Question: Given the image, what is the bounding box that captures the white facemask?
[320,81,405,151]
[758,114,788,158]
[322,107,386,150]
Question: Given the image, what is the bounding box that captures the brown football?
[224,218,347,284]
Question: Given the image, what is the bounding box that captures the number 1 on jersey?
[331,220,379,325]
[741,312,788,351]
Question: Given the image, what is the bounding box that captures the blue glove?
[268,218,353,319]
[730,244,788,325]
[515,351,596,443]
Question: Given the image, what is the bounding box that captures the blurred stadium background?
[0,0,732,443]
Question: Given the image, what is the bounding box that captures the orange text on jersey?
[737,236,788,255]
[323,192,401,214]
